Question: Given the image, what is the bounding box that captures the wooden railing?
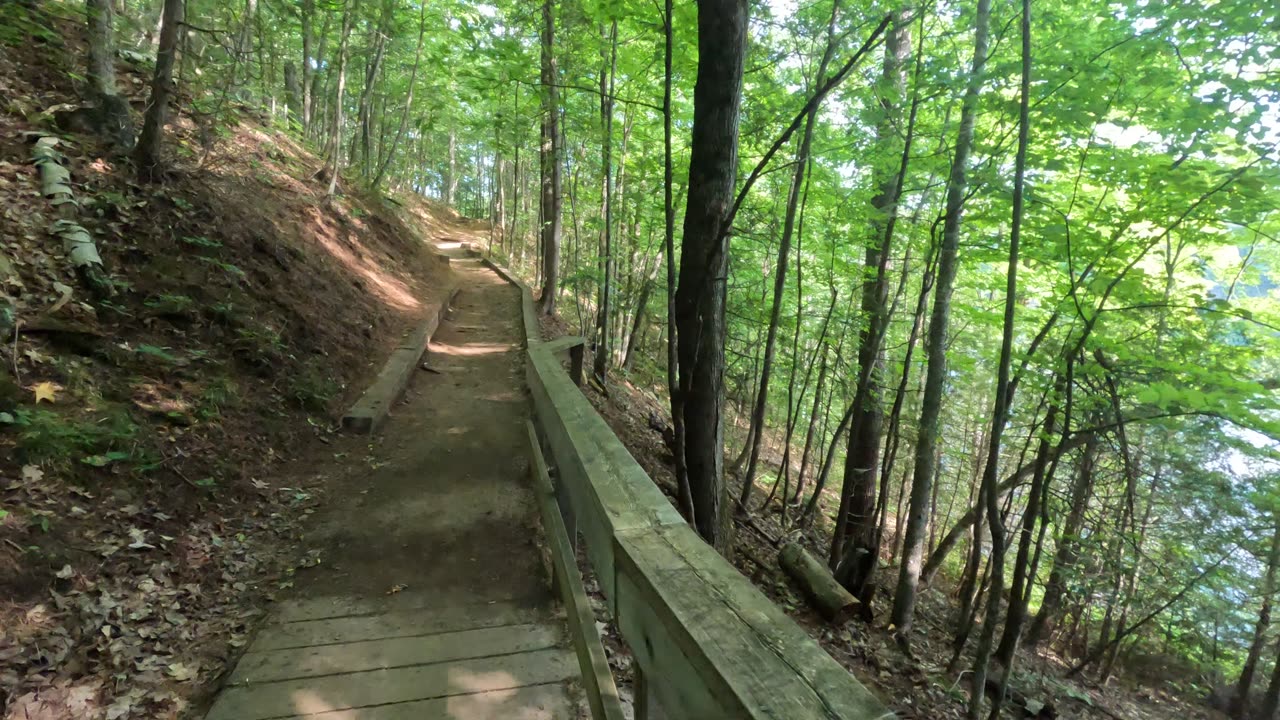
[477,249,894,720]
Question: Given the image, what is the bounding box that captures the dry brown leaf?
[31,381,58,404]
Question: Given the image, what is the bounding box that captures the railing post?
[552,466,577,553]
[569,343,585,386]
[633,665,667,720]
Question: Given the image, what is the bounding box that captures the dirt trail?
[203,249,579,719]
[291,248,547,609]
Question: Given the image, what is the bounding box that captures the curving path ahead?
[205,247,583,720]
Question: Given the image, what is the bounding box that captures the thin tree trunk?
[284,61,302,127]
[829,11,911,619]
[890,0,993,644]
[624,252,661,370]
[301,0,315,131]
[86,0,134,149]
[791,291,839,506]
[1231,519,1280,719]
[1260,631,1280,720]
[739,0,840,511]
[309,11,332,142]
[995,392,1060,666]
[371,0,425,189]
[357,1,390,178]
[135,0,183,182]
[983,6,1032,715]
[538,0,563,315]
[661,0,694,524]
[593,20,619,383]
[325,0,356,197]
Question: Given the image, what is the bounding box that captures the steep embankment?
[0,6,470,719]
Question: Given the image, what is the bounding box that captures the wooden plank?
[253,607,544,651]
[230,623,562,684]
[270,596,546,625]
[540,335,585,354]
[527,422,626,720]
[615,525,894,720]
[267,683,574,720]
[634,663,669,720]
[206,647,577,720]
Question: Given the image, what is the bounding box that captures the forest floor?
[535,313,1227,720]
[0,7,487,718]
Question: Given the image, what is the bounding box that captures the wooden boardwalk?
[205,598,579,720]
[205,252,585,720]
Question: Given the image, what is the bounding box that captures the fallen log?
[778,542,858,623]
[984,672,1057,719]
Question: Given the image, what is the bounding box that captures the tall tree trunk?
[975,3,1027,712]
[371,0,425,189]
[301,0,315,131]
[135,0,182,182]
[662,0,695,524]
[308,11,332,142]
[445,126,458,205]
[792,292,840,506]
[326,0,356,197]
[1231,519,1280,719]
[739,0,841,511]
[995,389,1061,665]
[234,0,258,94]
[1027,435,1096,649]
[674,0,748,552]
[829,11,911,618]
[284,61,302,127]
[1260,631,1280,720]
[592,20,619,383]
[86,0,134,150]
[890,0,993,645]
[879,240,932,533]
[538,0,563,315]
[358,1,390,179]
[624,252,661,370]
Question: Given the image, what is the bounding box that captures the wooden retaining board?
[340,286,460,433]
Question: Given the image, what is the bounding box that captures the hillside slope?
[0,7,473,718]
